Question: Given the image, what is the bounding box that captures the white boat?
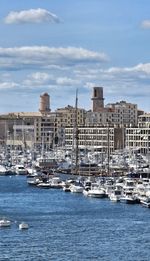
[0,219,11,227]
[0,165,10,175]
[120,191,138,204]
[50,177,63,189]
[70,183,84,193]
[62,184,71,192]
[87,188,106,198]
[140,197,150,208]
[37,181,51,188]
[62,179,75,192]
[27,177,40,186]
[19,222,29,230]
[15,164,27,175]
[109,189,122,202]
[86,184,106,198]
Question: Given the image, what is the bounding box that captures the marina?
[0,175,150,260]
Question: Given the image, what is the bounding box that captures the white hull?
[109,194,120,202]
[0,219,11,227]
[86,189,106,198]
[70,185,83,193]
[19,222,29,230]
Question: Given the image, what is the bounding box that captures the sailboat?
[71,89,79,176]
[69,90,84,193]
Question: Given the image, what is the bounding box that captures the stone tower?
[39,92,51,113]
[91,87,104,112]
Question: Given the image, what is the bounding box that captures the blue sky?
[0,0,150,113]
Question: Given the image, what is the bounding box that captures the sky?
[0,0,150,113]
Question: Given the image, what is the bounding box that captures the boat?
[62,179,75,192]
[27,177,41,186]
[62,183,71,192]
[109,189,122,202]
[49,177,63,189]
[19,222,29,230]
[14,164,27,175]
[140,197,150,208]
[0,165,11,176]
[70,181,84,193]
[35,157,58,170]
[37,181,51,188]
[78,162,100,176]
[120,191,139,204]
[85,184,106,198]
[0,219,11,227]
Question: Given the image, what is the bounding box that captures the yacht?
[19,222,29,230]
[15,164,27,175]
[120,191,139,204]
[62,179,75,192]
[0,165,10,176]
[49,177,63,189]
[0,219,11,227]
[85,184,106,198]
[70,182,84,193]
[140,197,150,208]
[37,181,51,188]
[27,176,41,186]
[109,189,122,202]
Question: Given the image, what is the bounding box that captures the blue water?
[0,176,150,261]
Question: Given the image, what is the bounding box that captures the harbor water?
[0,175,150,261]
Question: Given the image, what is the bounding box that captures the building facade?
[65,125,124,154]
[125,113,150,155]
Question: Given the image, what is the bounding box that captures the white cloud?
[56,77,80,86]
[0,46,109,70]
[4,8,61,24]
[141,20,150,29]
[28,72,50,82]
[0,81,18,90]
[103,63,150,78]
[24,72,52,87]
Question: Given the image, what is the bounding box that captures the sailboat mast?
[75,89,79,175]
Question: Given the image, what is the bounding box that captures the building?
[55,105,86,128]
[105,101,138,127]
[86,87,138,128]
[65,125,124,154]
[0,91,56,149]
[0,112,56,150]
[125,113,150,155]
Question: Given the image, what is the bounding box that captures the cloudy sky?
[0,0,150,113]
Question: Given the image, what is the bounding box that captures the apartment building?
[65,126,124,154]
[86,100,138,127]
[55,105,86,127]
[125,113,150,155]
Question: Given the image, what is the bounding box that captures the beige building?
[65,125,124,154]
[55,105,86,128]
[0,94,86,150]
[105,101,138,127]
[0,112,56,150]
[125,114,150,155]
[0,93,56,150]
[86,88,138,128]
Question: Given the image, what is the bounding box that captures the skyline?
[0,0,150,113]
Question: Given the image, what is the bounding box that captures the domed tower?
[39,93,51,113]
[91,87,104,112]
